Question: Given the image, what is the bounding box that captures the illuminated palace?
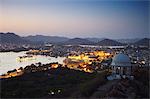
[63,51,113,73]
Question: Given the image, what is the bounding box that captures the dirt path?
[90,80,118,98]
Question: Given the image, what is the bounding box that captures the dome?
[111,53,131,67]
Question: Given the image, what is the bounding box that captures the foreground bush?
[71,71,107,97]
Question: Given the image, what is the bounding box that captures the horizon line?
[0,32,149,39]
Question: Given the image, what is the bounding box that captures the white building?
[107,53,134,80]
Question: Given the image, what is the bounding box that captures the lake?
[0,51,65,75]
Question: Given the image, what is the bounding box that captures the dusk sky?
[0,0,149,39]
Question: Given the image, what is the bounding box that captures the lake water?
[0,51,65,75]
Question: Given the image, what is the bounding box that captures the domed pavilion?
[107,53,133,80]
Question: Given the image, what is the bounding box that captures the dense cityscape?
[0,0,149,98]
[0,33,149,98]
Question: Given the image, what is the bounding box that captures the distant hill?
[85,38,140,44]
[134,38,149,46]
[85,38,106,43]
[116,38,140,44]
[0,33,30,44]
[62,38,94,45]
[23,35,69,43]
[2,33,148,46]
[96,39,124,46]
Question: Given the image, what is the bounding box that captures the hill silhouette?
[96,39,124,46]
[134,38,149,46]
[63,38,94,45]
[23,35,69,43]
[0,32,30,44]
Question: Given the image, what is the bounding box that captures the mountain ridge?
[62,38,94,45]
[23,35,69,43]
[134,38,149,46]
[0,32,149,46]
[0,32,30,44]
[96,39,125,46]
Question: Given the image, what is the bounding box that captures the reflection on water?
[0,51,65,75]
